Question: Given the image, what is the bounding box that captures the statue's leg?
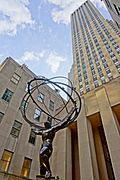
[44,157,51,178]
[40,153,47,176]
[40,155,51,178]
[39,144,52,178]
[40,164,46,175]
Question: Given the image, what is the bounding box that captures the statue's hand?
[31,126,39,134]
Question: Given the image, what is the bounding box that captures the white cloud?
[47,0,106,25]
[47,0,75,8]
[0,0,34,35]
[17,50,66,73]
[46,51,66,73]
[17,51,45,63]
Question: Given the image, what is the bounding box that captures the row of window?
[71,17,84,95]
[7,72,56,112]
[0,112,53,145]
[1,88,55,112]
[87,10,114,79]
[85,3,120,76]
[77,9,91,93]
[0,149,31,178]
[11,73,21,84]
[0,117,36,144]
[73,14,85,95]
[85,4,114,82]
[87,4,120,74]
[88,1,119,35]
[107,20,120,37]
[78,6,105,88]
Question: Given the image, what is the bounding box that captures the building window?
[38,93,45,103]
[2,89,13,103]
[108,74,113,80]
[80,84,83,88]
[96,61,100,66]
[21,157,32,177]
[106,69,111,74]
[101,76,106,83]
[103,62,108,68]
[98,67,102,72]
[92,70,95,75]
[112,57,118,63]
[113,4,120,16]
[25,83,33,92]
[11,73,20,84]
[116,47,120,54]
[34,108,41,121]
[86,85,90,92]
[0,150,13,172]
[80,89,83,95]
[0,112,4,123]
[115,21,120,29]
[28,130,36,145]
[49,100,54,111]
[94,80,99,88]
[20,100,28,110]
[116,65,120,73]
[10,120,22,138]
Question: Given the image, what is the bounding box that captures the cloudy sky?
[0,0,111,78]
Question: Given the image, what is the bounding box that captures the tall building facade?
[0,57,67,180]
[102,0,120,29]
[71,0,120,95]
[70,0,120,180]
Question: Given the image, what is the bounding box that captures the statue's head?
[44,121,51,129]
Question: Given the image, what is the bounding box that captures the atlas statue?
[21,76,81,179]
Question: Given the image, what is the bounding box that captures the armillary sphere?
[20,76,82,130]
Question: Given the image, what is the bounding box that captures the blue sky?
[0,0,111,78]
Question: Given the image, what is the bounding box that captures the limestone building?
[102,0,120,29]
[69,0,120,179]
[0,57,67,180]
[0,0,120,180]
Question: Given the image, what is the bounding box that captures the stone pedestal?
[36,175,55,180]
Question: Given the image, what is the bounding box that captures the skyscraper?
[71,0,120,95]
[102,0,120,28]
[69,0,120,179]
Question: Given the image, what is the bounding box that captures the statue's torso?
[42,131,55,142]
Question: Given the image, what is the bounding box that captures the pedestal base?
[36,175,55,180]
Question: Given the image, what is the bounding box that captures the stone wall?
[0,172,57,180]
[0,171,33,180]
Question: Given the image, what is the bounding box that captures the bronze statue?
[21,77,81,179]
[32,107,78,179]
